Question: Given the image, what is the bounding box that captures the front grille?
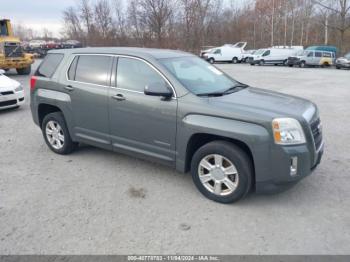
[310,118,323,151]
[4,42,23,58]
[0,99,17,107]
[1,91,14,95]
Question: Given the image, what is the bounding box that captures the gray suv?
[30,48,324,203]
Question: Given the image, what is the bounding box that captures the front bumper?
[256,141,324,194]
[0,90,25,109]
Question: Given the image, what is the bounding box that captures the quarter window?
[35,53,64,78]
[117,57,168,93]
[73,55,112,86]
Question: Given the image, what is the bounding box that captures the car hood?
[0,74,20,91]
[337,57,350,63]
[207,87,316,124]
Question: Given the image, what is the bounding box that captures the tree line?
[59,0,350,55]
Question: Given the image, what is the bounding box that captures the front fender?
[176,114,272,182]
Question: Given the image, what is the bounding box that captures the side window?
[214,49,221,54]
[263,50,270,56]
[74,55,112,86]
[307,51,314,57]
[323,52,331,58]
[315,52,322,58]
[35,53,64,78]
[117,57,168,93]
[67,56,79,80]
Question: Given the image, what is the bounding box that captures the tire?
[41,112,78,155]
[259,60,264,66]
[283,60,288,66]
[232,57,238,64]
[299,61,306,68]
[336,66,341,69]
[250,63,255,66]
[16,65,31,75]
[208,58,215,64]
[191,141,253,204]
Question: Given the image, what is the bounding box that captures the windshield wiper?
[197,84,248,97]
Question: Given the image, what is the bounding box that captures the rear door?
[63,54,113,147]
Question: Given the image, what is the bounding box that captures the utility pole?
[271,0,275,47]
[325,13,328,45]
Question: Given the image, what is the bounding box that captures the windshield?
[159,56,239,95]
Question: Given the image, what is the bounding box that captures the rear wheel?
[191,141,253,204]
[16,65,31,75]
[42,112,78,155]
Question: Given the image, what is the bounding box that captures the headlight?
[15,85,23,92]
[272,118,306,145]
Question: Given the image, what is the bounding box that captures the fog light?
[290,157,298,176]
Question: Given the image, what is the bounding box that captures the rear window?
[73,55,112,86]
[35,53,64,78]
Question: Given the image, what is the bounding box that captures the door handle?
[64,85,74,92]
[112,94,126,101]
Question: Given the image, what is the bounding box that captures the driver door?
[108,57,177,166]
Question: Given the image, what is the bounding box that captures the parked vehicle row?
[201,42,349,70]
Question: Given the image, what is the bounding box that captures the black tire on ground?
[41,112,78,155]
[336,66,341,69]
[190,141,253,204]
[208,58,215,64]
[259,60,264,66]
[16,65,31,75]
[232,57,238,64]
[299,61,306,68]
[250,63,255,66]
[288,64,294,67]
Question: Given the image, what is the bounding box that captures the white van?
[203,42,247,64]
[251,47,303,66]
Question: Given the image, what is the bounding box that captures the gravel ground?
[0,61,349,255]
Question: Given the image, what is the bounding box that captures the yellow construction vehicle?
[0,19,34,75]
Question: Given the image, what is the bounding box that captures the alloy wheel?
[45,120,65,150]
[198,154,239,196]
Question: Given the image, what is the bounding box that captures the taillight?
[30,76,37,92]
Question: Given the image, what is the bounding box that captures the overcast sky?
[1,0,246,38]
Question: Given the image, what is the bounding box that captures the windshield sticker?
[207,66,223,75]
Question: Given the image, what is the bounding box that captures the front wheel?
[299,61,306,68]
[16,65,31,75]
[259,60,264,66]
[191,141,253,204]
[232,57,238,64]
[208,58,215,64]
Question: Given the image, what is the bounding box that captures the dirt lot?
[0,61,349,254]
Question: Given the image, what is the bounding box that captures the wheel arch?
[184,133,255,185]
[38,103,62,128]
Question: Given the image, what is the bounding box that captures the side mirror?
[144,83,173,98]
[0,69,5,75]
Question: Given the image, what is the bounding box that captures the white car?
[0,69,25,109]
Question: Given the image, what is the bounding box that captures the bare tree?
[314,0,350,54]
